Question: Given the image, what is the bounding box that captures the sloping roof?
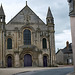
[56,43,72,54]
[7,4,45,25]
[61,48,72,54]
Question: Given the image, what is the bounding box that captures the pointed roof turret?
[0,4,5,16]
[47,7,53,18]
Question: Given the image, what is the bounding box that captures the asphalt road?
[15,67,74,75]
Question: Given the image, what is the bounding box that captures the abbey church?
[0,2,55,67]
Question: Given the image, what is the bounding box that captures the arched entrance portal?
[7,56,12,67]
[24,54,32,67]
[43,56,47,67]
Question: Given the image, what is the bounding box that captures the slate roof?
[57,43,72,54]
[62,43,72,54]
[61,48,72,54]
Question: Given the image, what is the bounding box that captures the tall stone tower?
[68,0,75,72]
[0,4,5,67]
[46,7,55,66]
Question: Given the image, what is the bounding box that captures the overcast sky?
[0,0,72,52]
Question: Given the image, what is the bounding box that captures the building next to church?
[56,41,73,65]
[0,2,55,67]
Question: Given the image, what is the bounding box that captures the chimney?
[66,41,69,49]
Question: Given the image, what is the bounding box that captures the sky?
[0,0,72,52]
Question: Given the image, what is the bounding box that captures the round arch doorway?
[24,54,32,67]
[43,56,47,67]
[7,56,12,67]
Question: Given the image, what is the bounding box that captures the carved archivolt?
[20,25,35,32]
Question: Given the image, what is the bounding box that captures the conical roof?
[47,7,53,18]
[0,4,5,16]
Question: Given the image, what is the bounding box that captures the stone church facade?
[0,2,55,67]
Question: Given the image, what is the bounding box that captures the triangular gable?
[7,5,45,25]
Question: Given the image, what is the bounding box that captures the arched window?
[7,38,12,49]
[42,38,47,49]
[23,29,31,45]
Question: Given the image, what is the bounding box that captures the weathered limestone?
[0,3,55,67]
[14,51,20,67]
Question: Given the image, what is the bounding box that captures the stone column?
[38,54,43,67]
[0,30,2,67]
[51,32,55,66]
[14,51,19,67]
[2,31,6,67]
